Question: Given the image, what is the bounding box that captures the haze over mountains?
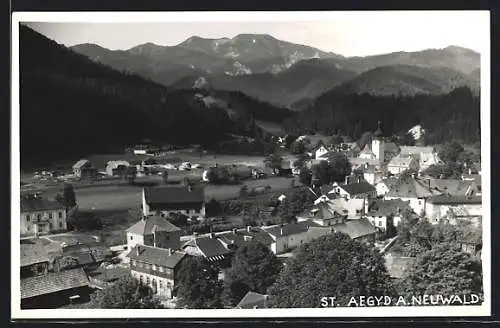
[71,35,480,109]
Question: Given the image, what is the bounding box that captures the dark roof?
[126,215,181,235]
[386,178,442,199]
[21,239,50,267]
[127,245,186,268]
[90,266,130,282]
[236,291,268,309]
[384,255,416,279]
[384,142,400,154]
[263,222,310,238]
[367,199,411,217]
[192,236,234,258]
[20,194,64,212]
[144,185,205,204]
[20,268,89,299]
[427,194,482,205]
[333,218,378,239]
[338,181,376,196]
[299,201,347,221]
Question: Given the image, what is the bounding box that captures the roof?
[384,255,416,279]
[399,146,435,156]
[127,245,186,268]
[427,194,482,205]
[21,194,65,213]
[338,181,376,196]
[21,239,50,267]
[360,144,375,156]
[377,177,399,188]
[428,179,475,196]
[236,291,268,309]
[348,157,380,168]
[184,236,234,258]
[72,159,91,169]
[373,122,383,138]
[386,177,442,199]
[384,142,400,154]
[263,221,310,238]
[143,185,205,205]
[126,215,181,235]
[21,268,89,299]
[300,200,347,221]
[367,199,411,217]
[388,154,415,168]
[333,218,378,239]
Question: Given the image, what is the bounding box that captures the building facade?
[142,185,206,218]
[20,193,67,237]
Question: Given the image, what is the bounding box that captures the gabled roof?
[338,181,376,196]
[126,215,181,235]
[143,185,205,204]
[299,200,347,221]
[348,157,380,168]
[384,142,400,154]
[377,177,399,188]
[429,179,475,196]
[72,159,92,169]
[263,222,310,238]
[427,194,482,205]
[388,154,415,168]
[21,239,50,267]
[183,236,233,258]
[236,291,268,309]
[333,218,378,239]
[399,146,435,156]
[367,199,411,217]
[360,144,375,156]
[386,177,442,199]
[21,194,65,213]
[21,268,89,300]
[127,245,186,268]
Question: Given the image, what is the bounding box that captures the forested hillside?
[283,87,480,144]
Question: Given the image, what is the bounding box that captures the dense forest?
[19,26,291,167]
[283,86,480,144]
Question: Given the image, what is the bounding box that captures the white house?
[399,146,443,172]
[125,215,182,251]
[387,155,419,175]
[425,194,482,226]
[315,145,330,160]
[375,178,399,197]
[384,177,442,216]
[365,198,412,231]
[331,180,377,200]
[142,185,206,218]
[262,222,312,254]
[20,193,67,237]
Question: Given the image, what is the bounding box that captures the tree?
[358,131,373,150]
[385,215,397,238]
[329,134,343,148]
[396,243,483,299]
[277,186,317,223]
[57,183,77,209]
[162,170,169,184]
[263,153,283,175]
[311,154,351,186]
[222,240,283,307]
[438,142,465,163]
[123,166,137,184]
[401,131,416,146]
[298,167,312,186]
[293,153,310,169]
[267,233,395,308]
[91,275,164,309]
[176,256,222,309]
[205,198,222,217]
[206,166,230,184]
[422,163,463,179]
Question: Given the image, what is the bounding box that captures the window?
[378,221,382,227]
[49,213,53,219]
[59,222,63,228]
[159,280,163,289]
[146,277,150,284]
[26,215,30,222]
[152,264,157,271]
[132,260,136,266]
[58,211,63,218]
[27,225,30,231]
[49,222,53,229]
[159,266,164,273]
[37,214,41,220]
[138,262,143,268]
[130,236,133,240]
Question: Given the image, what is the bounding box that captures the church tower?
[372,121,385,163]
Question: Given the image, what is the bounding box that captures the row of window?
[132,260,169,273]
[138,274,172,292]
[25,211,63,222]
[25,221,64,231]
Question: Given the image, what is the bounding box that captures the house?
[235,291,269,309]
[262,222,312,254]
[87,266,130,289]
[277,159,293,176]
[348,157,380,170]
[365,199,411,231]
[21,267,91,309]
[384,177,442,215]
[128,245,187,299]
[399,146,443,172]
[126,215,182,251]
[311,195,365,219]
[21,238,50,278]
[142,184,206,218]
[375,177,399,197]
[315,145,330,160]
[105,160,131,176]
[331,180,377,200]
[72,159,97,179]
[331,218,379,243]
[55,243,114,272]
[387,154,419,175]
[384,254,416,279]
[357,162,385,185]
[20,193,67,237]
[425,194,482,226]
[297,199,348,227]
[461,174,481,195]
[458,231,482,256]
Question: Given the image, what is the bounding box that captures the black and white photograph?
[11,10,490,318]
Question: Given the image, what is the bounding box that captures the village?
[19,123,483,309]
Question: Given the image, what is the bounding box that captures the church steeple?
[373,121,383,139]
[372,121,385,163]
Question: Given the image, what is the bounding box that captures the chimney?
[365,163,368,169]
[345,175,349,185]
[136,246,140,256]
[364,198,369,214]
[469,168,472,175]
[280,227,283,236]
[167,248,172,256]
[193,232,198,238]
[232,228,238,234]
[152,225,158,248]
[247,226,252,232]
[427,178,431,191]
[187,184,193,192]
[357,176,361,183]
[411,173,416,179]
[210,232,216,239]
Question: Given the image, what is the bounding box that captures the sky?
[22,11,489,57]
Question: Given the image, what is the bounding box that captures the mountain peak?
[233,33,276,40]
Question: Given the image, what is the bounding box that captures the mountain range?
[71,36,480,108]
